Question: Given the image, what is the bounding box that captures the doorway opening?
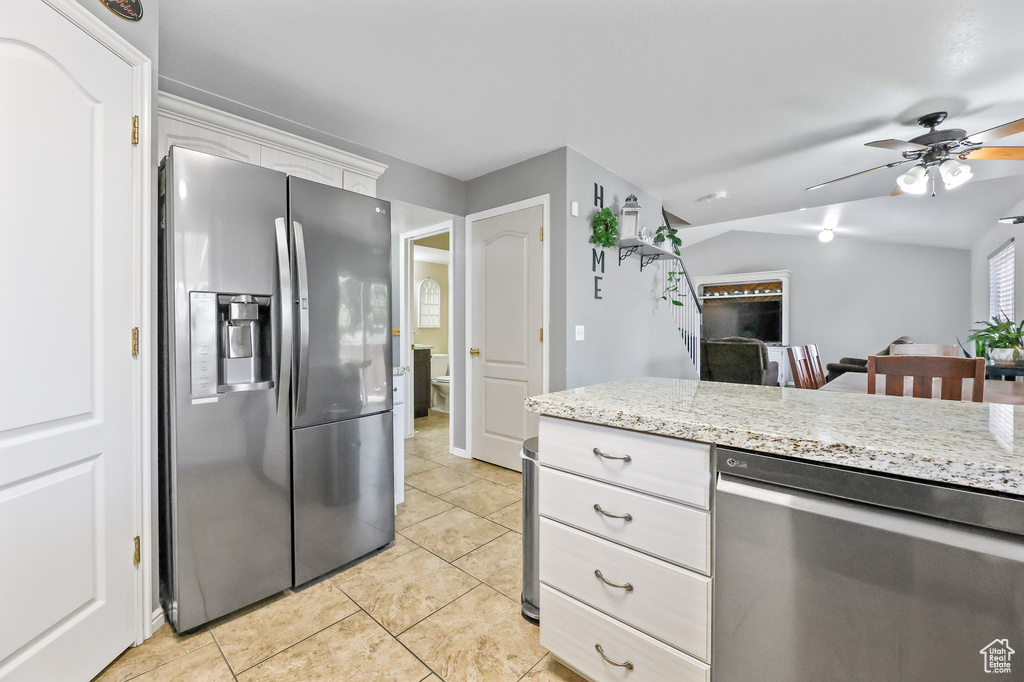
[409,231,452,451]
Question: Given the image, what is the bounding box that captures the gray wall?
[682,231,972,367]
[564,149,699,386]
[158,80,466,217]
[466,148,568,390]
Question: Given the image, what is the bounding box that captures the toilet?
[429,354,450,413]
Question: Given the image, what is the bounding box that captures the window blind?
[989,240,1014,321]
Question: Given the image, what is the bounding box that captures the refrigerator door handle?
[293,220,311,415]
[275,217,292,417]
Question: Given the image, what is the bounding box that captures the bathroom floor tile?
[400,507,507,561]
[486,500,522,533]
[439,478,521,517]
[398,585,547,682]
[406,467,479,496]
[337,547,479,635]
[237,611,430,682]
[396,488,455,530]
[213,580,359,673]
[94,625,212,682]
[452,531,523,601]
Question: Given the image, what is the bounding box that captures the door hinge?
[540,328,544,342]
[131,116,139,145]
[131,327,139,356]
[133,536,141,565]
[540,226,544,241]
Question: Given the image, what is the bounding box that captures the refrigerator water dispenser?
[188,291,274,397]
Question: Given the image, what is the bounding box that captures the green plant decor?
[590,207,619,248]
[654,223,682,255]
[967,314,1024,355]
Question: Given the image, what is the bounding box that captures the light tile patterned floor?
[95,411,583,682]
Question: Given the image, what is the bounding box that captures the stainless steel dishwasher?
[714,448,1024,682]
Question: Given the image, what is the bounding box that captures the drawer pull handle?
[593,503,632,521]
[594,569,633,591]
[595,644,634,670]
[593,447,631,463]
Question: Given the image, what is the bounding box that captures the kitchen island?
[526,378,1024,682]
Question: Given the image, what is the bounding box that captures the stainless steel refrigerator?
[158,147,394,632]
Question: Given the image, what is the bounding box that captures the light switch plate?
[575,325,585,341]
[570,201,579,217]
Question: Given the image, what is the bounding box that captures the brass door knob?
[469,348,481,356]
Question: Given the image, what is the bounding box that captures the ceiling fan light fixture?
[896,164,929,194]
[939,158,973,189]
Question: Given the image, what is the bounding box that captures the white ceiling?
[160,1,1024,246]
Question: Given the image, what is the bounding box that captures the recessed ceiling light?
[798,207,808,211]
[696,191,729,203]
[818,228,835,243]
[999,216,1024,224]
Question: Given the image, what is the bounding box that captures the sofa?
[824,336,915,382]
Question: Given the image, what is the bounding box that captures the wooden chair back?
[889,344,960,357]
[789,345,825,389]
[867,355,985,402]
[804,344,827,387]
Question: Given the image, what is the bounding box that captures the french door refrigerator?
[159,147,394,632]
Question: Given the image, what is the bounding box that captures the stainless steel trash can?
[520,437,540,623]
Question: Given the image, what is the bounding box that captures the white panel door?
[469,206,543,471]
[0,3,137,680]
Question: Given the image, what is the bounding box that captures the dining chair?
[789,345,824,389]
[805,344,827,387]
[889,344,960,357]
[867,355,985,402]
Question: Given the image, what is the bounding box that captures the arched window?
[418,277,441,328]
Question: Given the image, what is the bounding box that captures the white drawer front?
[540,519,710,662]
[540,585,710,682]
[539,417,710,508]
[540,467,710,574]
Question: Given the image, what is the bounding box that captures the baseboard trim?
[151,607,165,633]
[452,447,468,459]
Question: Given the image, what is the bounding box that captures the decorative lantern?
[620,194,641,240]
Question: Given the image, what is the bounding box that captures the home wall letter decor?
[592,248,605,300]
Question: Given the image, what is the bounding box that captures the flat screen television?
[702,298,782,345]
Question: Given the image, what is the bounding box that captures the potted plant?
[589,207,619,248]
[967,314,1024,364]
[654,223,682,255]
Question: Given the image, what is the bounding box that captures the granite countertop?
[526,377,1024,496]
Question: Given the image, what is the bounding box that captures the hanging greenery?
[590,207,619,248]
[654,223,682,255]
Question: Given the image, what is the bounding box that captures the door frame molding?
[464,194,550,461]
[399,222,455,454]
[43,0,155,645]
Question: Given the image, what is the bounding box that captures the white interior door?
[0,3,138,680]
[469,206,544,471]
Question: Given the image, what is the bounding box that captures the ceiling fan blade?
[891,186,903,196]
[805,159,915,191]
[865,139,928,152]
[968,117,1024,144]
[961,146,1024,161]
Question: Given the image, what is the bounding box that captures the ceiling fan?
[806,111,1024,195]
